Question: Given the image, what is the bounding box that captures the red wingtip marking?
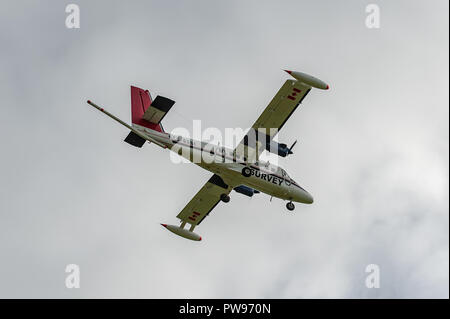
[326,85,329,90]
[284,70,292,74]
[87,100,91,103]
[161,224,167,228]
[199,237,202,241]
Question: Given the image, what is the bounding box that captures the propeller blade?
[288,140,298,153]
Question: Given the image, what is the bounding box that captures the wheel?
[242,167,252,177]
[220,194,230,203]
[286,201,295,211]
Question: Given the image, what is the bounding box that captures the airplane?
[87,70,329,241]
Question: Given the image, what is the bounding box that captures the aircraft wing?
[176,174,231,227]
[234,79,312,161]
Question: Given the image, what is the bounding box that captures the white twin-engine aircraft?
[87,70,329,241]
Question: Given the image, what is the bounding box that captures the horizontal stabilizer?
[124,131,146,148]
[142,95,175,124]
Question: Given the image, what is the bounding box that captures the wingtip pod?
[284,70,329,90]
[161,224,202,241]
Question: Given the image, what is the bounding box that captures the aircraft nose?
[294,187,314,204]
[290,183,314,204]
[303,191,314,204]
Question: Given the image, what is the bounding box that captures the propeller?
[287,140,297,154]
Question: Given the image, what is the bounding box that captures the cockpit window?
[279,167,293,182]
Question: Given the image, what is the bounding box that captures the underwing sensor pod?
[234,185,260,197]
[87,69,329,241]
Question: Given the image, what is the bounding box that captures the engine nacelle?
[234,185,260,197]
[265,140,293,157]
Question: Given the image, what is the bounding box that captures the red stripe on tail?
[130,86,164,132]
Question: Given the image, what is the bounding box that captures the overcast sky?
[0,0,448,298]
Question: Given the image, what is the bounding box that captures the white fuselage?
[136,124,313,204]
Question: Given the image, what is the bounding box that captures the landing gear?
[241,167,251,177]
[286,201,295,211]
[220,194,230,203]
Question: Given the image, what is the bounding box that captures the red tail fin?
[130,86,164,132]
